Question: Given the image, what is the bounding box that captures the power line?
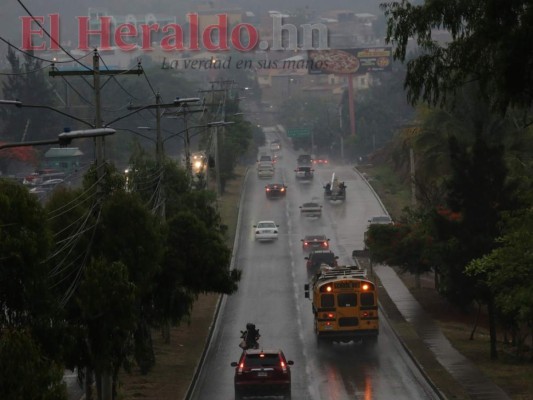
[16,0,92,71]
[0,35,92,65]
[0,63,50,76]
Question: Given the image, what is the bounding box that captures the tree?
[0,178,54,327]
[77,258,136,400]
[0,329,67,400]
[0,46,61,142]
[466,207,533,360]
[0,179,67,399]
[153,210,240,342]
[366,213,433,288]
[382,0,533,114]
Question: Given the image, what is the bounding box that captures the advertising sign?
[307,47,393,75]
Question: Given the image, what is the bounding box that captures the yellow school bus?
[304,265,378,346]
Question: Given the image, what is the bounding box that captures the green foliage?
[381,0,533,113]
[0,329,67,400]
[0,179,54,327]
[366,216,433,276]
[466,208,533,344]
[0,47,61,142]
[218,112,253,188]
[95,190,163,299]
[77,259,136,374]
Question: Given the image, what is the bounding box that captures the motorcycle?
[239,323,260,350]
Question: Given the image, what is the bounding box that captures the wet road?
[189,131,441,400]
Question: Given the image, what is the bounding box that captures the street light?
[0,128,116,150]
[119,122,228,179]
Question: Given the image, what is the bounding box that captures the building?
[43,147,84,174]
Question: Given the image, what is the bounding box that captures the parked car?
[231,348,294,400]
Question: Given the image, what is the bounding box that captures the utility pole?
[93,51,104,188]
[50,49,143,195]
[50,49,143,400]
[155,92,165,218]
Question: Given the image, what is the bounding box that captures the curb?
[183,167,250,400]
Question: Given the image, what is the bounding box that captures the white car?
[253,221,279,241]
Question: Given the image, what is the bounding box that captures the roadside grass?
[117,166,248,400]
[357,163,411,219]
[359,161,533,400]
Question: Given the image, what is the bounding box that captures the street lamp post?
[0,128,116,150]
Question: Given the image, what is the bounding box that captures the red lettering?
[187,13,199,51]
[140,23,160,51]
[202,14,228,51]
[77,16,112,51]
[160,24,184,51]
[49,14,60,51]
[20,16,46,51]
[231,23,258,52]
[114,23,137,51]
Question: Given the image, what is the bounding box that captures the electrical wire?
[0,63,51,76]
[140,65,158,97]
[0,35,92,64]
[58,75,95,106]
[59,207,101,308]
[16,0,92,71]
[47,176,102,219]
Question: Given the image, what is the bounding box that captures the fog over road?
[190,130,440,400]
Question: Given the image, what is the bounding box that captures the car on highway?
[313,155,329,166]
[299,201,322,218]
[231,348,294,400]
[305,250,339,270]
[265,183,287,199]
[301,234,330,251]
[258,154,275,164]
[253,221,279,241]
[257,162,274,179]
[270,140,281,151]
[297,154,312,166]
[294,166,314,181]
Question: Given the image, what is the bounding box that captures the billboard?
[307,47,392,75]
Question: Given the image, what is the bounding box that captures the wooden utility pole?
[50,49,143,194]
[49,49,142,400]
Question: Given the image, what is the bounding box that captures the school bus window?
[321,294,334,307]
[338,293,357,307]
[360,292,375,306]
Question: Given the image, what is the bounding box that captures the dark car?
[265,183,287,198]
[231,349,294,400]
[301,234,330,251]
[297,154,312,166]
[305,250,339,270]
